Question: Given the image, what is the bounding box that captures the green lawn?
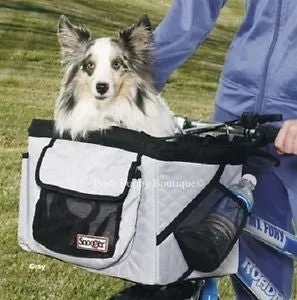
[2,1,293,299]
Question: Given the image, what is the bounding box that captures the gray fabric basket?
[18,119,242,285]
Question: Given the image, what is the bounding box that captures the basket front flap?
[35,138,139,199]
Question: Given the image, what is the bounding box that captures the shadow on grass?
[0,0,163,55]
[0,22,55,35]
[0,0,241,94]
[1,2,63,15]
[0,0,162,32]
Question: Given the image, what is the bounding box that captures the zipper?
[256,0,283,113]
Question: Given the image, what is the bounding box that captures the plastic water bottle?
[210,173,257,248]
[228,174,257,213]
[185,174,257,272]
[211,174,257,237]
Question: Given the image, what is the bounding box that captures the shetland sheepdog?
[54,15,177,139]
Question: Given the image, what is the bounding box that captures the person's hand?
[275,120,297,155]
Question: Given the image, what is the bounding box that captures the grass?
[1,0,295,299]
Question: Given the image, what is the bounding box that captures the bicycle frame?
[200,213,296,300]
[245,214,297,260]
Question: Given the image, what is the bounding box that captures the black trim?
[176,268,194,282]
[156,165,225,245]
[29,119,55,138]
[28,119,250,165]
[35,139,141,201]
[22,152,29,159]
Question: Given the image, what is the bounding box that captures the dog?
[54,15,177,139]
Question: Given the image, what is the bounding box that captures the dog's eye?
[86,62,95,70]
[111,60,121,70]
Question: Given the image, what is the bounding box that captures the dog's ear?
[57,15,92,65]
[118,15,153,74]
[136,15,152,31]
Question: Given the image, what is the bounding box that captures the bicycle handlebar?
[240,112,282,127]
[173,113,281,147]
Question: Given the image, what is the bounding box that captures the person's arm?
[153,0,227,90]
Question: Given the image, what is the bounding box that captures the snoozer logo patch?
[76,234,109,252]
[239,258,285,300]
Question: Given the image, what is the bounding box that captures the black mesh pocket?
[174,183,249,273]
[33,189,122,258]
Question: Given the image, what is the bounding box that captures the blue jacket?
[154,0,297,217]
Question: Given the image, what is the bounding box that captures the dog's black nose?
[96,82,109,95]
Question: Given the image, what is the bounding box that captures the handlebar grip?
[256,125,280,143]
[258,114,283,123]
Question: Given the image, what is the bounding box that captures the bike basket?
[18,119,253,285]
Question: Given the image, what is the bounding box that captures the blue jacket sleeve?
[153,0,227,90]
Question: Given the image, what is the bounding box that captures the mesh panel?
[174,183,248,272]
[33,190,122,258]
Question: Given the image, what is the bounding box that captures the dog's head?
[57,15,153,104]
